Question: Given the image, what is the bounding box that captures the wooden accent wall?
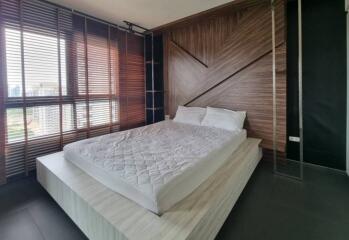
[162,0,286,151]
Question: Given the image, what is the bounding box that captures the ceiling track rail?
[124,21,150,35]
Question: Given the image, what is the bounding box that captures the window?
[5,28,67,98]
[4,25,120,144]
[0,0,145,180]
[5,28,72,144]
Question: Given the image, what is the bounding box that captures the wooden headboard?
[161,0,286,152]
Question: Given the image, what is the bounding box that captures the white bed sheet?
[63,120,247,214]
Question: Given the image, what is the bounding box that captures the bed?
[37,120,262,240]
[63,120,247,214]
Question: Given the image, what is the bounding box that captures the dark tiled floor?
[217,162,349,240]
[0,161,349,240]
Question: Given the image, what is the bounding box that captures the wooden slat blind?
[0,0,145,181]
[118,31,145,130]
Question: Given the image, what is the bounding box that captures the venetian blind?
[0,0,145,180]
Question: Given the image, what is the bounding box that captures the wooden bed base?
[37,138,262,240]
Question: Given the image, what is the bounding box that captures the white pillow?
[173,106,206,126]
[201,107,246,131]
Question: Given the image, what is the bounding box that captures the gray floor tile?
[27,198,88,240]
[0,209,45,240]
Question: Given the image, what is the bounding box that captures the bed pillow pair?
[173,106,246,131]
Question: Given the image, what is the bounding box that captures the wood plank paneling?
[163,0,286,151]
[170,14,239,66]
[168,41,206,112]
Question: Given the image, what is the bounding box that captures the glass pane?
[6,108,25,143]
[62,104,74,132]
[275,0,302,179]
[76,32,112,96]
[76,40,87,95]
[6,105,75,143]
[60,39,68,95]
[89,100,112,127]
[5,29,22,98]
[23,32,66,96]
[26,106,60,139]
[76,100,118,129]
[87,37,110,95]
[112,100,119,123]
[76,102,87,129]
[5,28,68,97]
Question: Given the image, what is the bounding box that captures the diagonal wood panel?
[189,44,286,151]
[170,13,239,66]
[170,40,208,68]
[168,41,207,114]
[188,0,285,106]
[166,0,270,65]
[168,0,285,108]
[163,0,287,152]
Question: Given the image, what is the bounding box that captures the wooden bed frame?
[37,138,262,240]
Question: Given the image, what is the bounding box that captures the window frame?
[3,24,120,145]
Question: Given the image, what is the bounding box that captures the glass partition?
[273,0,304,180]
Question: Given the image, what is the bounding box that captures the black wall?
[287,0,347,170]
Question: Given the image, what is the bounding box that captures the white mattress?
[63,120,247,214]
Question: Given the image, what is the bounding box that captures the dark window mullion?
[125,32,129,129]
[0,0,8,184]
[107,25,113,133]
[19,0,29,176]
[84,17,90,138]
[5,96,74,108]
[57,7,63,150]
